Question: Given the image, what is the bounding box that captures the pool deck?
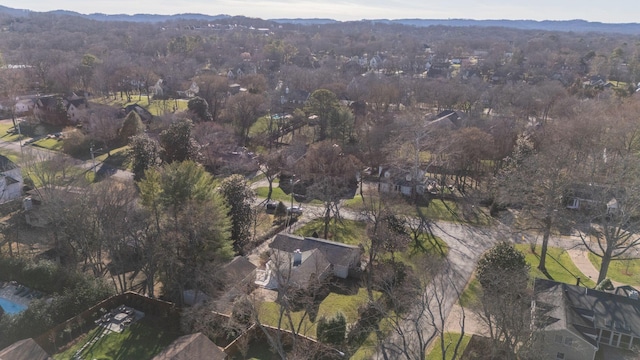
[0,283,33,308]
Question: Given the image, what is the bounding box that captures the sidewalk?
[566,248,622,287]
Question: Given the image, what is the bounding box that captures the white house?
[256,233,362,290]
[0,155,22,203]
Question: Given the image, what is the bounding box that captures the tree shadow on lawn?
[92,318,181,360]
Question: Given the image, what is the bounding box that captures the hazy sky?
[2,0,639,23]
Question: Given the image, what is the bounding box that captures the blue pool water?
[0,297,26,314]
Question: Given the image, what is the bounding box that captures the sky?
[2,0,639,23]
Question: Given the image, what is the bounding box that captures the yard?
[53,317,181,360]
[459,245,596,310]
[294,219,367,246]
[426,332,471,360]
[258,288,376,339]
[91,96,188,116]
[518,244,596,288]
[344,191,491,225]
[0,121,25,142]
[587,253,640,287]
[255,185,292,204]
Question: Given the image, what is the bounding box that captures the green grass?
[95,145,131,170]
[516,245,596,288]
[587,252,640,287]
[32,137,63,151]
[1,151,20,165]
[249,115,274,137]
[0,121,25,142]
[25,159,91,188]
[255,186,292,203]
[460,246,596,310]
[459,277,480,308]
[53,319,181,360]
[259,288,375,338]
[416,199,490,225]
[345,193,490,225]
[426,332,471,360]
[294,219,367,245]
[91,96,188,116]
[349,331,379,360]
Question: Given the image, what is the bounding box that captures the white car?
[287,206,303,216]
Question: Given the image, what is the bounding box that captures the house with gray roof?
[0,338,51,360]
[533,278,640,360]
[256,233,361,290]
[152,332,226,360]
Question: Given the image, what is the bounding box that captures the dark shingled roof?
[534,278,640,347]
[270,233,361,268]
[0,155,18,172]
[222,256,256,284]
[0,338,51,360]
[152,333,226,360]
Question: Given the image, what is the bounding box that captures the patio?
[94,305,144,334]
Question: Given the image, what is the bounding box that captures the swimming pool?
[0,297,27,314]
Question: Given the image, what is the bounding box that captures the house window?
[555,335,563,344]
[564,337,573,346]
[556,353,565,360]
[620,334,631,348]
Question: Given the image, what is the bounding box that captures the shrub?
[317,312,346,345]
[62,129,90,157]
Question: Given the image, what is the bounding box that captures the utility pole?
[90,143,103,175]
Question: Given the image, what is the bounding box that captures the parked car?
[265,201,278,213]
[287,206,303,216]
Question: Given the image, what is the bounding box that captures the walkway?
[566,247,623,287]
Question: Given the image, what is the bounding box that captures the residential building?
[532,278,640,360]
[0,338,51,360]
[151,332,227,360]
[256,233,362,290]
[0,155,22,204]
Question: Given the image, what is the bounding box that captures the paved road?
[373,218,510,359]
[0,119,133,182]
[248,179,511,358]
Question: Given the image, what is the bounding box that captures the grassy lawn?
[2,151,20,165]
[294,219,367,246]
[25,159,91,188]
[416,199,491,225]
[0,121,25,142]
[587,252,640,287]
[259,288,375,338]
[426,332,471,360]
[91,97,188,116]
[345,192,490,225]
[32,137,63,151]
[349,331,379,360]
[53,319,181,360]
[249,115,274,137]
[516,244,596,288]
[459,277,480,308]
[96,145,131,170]
[255,186,292,203]
[460,245,595,309]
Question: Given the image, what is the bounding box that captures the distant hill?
[48,10,231,23]
[384,19,640,34]
[0,5,639,34]
[270,18,338,25]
